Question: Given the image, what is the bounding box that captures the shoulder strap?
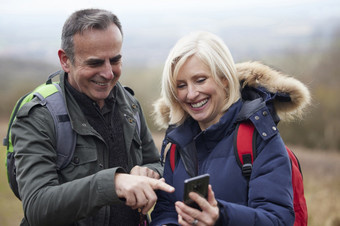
[4,75,76,200]
[286,147,308,225]
[3,83,60,153]
[3,93,30,148]
[169,143,177,172]
[33,83,77,170]
[234,121,257,178]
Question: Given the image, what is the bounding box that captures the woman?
[150,31,310,225]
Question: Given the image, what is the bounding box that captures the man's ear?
[58,49,71,73]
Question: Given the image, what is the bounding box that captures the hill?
[1,26,340,150]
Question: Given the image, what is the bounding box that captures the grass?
[0,149,23,226]
[1,126,339,226]
[294,147,340,226]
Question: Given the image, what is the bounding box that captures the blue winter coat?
[151,90,295,225]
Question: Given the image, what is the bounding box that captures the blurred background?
[0,0,339,225]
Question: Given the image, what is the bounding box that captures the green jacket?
[11,72,163,226]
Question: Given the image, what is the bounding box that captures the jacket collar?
[166,100,243,148]
[59,72,102,136]
[64,75,115,116]
[162,100,243,177]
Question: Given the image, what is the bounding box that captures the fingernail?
[175,201,183,207]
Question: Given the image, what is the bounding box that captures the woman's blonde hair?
[154,31,240,129]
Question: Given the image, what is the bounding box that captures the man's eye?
[86,61,104,67]
[89,63,101,67]
[110,59,121,65]
[110,55,122,65]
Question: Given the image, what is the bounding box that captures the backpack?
[168,120,308,226]
[3,71,76,199]
[234,121,308,226]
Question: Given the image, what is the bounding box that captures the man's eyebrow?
[83,54,122,65]
[110,54,122,62]
[84,58,104,65]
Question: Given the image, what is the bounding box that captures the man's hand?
[130,165,160,179]
[115,173,175,214]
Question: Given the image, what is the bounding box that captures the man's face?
[63,24,123,108]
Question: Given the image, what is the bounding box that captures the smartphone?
[183,174,210,210]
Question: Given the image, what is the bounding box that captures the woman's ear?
[58,49,71,73]
[221,76,229,88]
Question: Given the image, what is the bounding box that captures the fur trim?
[153,97,171,129]
[236,61,311,121]
[153,61,311,129]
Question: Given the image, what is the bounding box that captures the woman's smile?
[190,98,209,109]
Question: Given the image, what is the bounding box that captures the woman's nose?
[187,84,199,100]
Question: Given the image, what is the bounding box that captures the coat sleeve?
[12,104,125,226]
[217,134,295,225]
[150,150,179,226]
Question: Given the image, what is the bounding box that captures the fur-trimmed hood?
[153,61,311,129]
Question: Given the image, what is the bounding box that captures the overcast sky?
[1,0,338,14]
[1,0,340,65]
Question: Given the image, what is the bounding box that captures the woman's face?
[176,55,228,130]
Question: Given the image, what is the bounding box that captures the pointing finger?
[149,178,175,193]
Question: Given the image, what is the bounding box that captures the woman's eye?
[197,77,206,83]
[177,83,186,89]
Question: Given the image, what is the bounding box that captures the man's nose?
[101,61,114,80]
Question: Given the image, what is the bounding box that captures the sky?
[1,0,340,66]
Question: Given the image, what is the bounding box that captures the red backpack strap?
[169,144,177,172]
[234,121,257,178]
[286,147,308,226]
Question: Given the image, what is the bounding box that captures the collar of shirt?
[64,74,116,116]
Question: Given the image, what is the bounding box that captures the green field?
[0,146,23,226]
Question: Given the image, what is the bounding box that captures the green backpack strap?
[3,82,57,154]
[3,72,76,199]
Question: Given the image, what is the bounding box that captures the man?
[11,8,174,226]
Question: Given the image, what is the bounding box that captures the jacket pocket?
[60,144,98,181]
[71,146,98,165]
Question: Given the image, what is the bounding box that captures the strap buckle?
[242,163,253,178]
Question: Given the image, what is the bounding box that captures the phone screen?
[183,174,210,210]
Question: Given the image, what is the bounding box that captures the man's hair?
[61,8,123,64]
[159,31,240,126]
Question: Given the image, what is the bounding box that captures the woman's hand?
[175,185,219,226]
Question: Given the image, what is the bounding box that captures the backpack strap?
[169,143,177,172]
[33,83,76,170]
[234,121,257,178]
[3,92,31,148]
[286,147,308,225]
[46,70,63,84]
[169,121,257,176]
[4,73,76,200]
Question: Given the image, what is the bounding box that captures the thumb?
[207,184,218,206]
